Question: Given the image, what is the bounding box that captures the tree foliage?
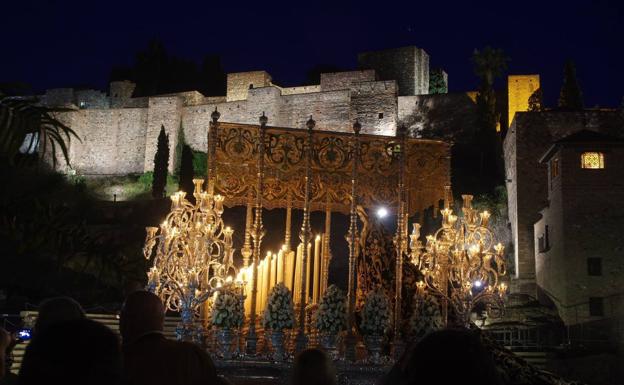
[110,40,226,97]
[0,88,78,167]
[178,145,195,195]
[528,88,543,112]
[428,68,448,94]
[174,124,186,174]
[470,47,509,190]
[557,60,583,111]
[152,125,169,198]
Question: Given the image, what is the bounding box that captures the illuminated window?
[551,158,559,178]
[581,152,605,169]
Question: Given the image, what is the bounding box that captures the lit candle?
[480,211,491,227]
[269,252,276,290]
[306,242,312,303]
[285,248,294,291]
[258,259,266,314]
[294,243,303,304]
[313,235,321,304]
[277,248,284,284]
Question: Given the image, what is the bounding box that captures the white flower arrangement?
[262,283,295,331]
[408,294,443,340]
[315,285,347,333]
[360,288,391,335]
[211,289,244,329]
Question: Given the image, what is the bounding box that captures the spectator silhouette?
[18,319,122,385]
[380,329,502,385]
[120,291,216,385]
[33,296,85,336]
[292,348,337,385]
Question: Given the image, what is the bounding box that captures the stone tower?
[358,46,430,96]
[508,75,540,128]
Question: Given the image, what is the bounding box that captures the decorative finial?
[259,111,268,127]
[211,107,220,123]
[352,120,361,134]
[306,115,316,131]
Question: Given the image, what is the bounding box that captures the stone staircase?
[507,349,550,370]
[10,312,180,374]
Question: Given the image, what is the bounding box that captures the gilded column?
[207,108,220,194]
[393,125,408,356]
[321,195,332,297]
[295,116,315,352]
[241,189,254,267]
[284,191,292,252]
[344,120,361,361]
[245,112,267,355]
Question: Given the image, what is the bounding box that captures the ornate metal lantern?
[143,178,237,341]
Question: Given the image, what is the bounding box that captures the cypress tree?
[558,60,583,111]
[152,125,169,198]
[178,144,195,195]
[174,124,186,175]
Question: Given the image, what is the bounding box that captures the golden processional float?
[143,109,507,355]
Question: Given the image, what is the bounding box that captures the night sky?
[3,0,623,107]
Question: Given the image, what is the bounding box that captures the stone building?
[534,130,624,347]
[41,46,452,176]
[503,111,624,295]
[508,75,540,129]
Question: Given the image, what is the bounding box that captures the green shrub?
[192,150,207,177]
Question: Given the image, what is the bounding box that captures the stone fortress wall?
[42,46,442,175]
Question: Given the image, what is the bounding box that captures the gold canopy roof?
[213,122,450,216]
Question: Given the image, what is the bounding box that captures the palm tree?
[0,86,78,167]
[472,47,509,89]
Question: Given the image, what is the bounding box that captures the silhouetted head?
[18,318,122,385]
[119,291,165,344]
[292,348,337,385]
[34,296,85,336]
[386,329,502,385]
[171,341,217,385]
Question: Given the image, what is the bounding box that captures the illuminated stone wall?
[503,110,624,296]
[507,75,540,128]
[226,71,272,102]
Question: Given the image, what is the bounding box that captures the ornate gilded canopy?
[213,122,450,216]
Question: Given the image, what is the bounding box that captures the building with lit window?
[503,111,623,296]
[534,130,624,347]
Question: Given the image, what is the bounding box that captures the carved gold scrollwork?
[213,123,450,215]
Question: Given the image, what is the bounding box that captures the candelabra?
[409,189,507,327]
[143,179,237,342]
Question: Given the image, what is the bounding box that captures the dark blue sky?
[3,0,623,107]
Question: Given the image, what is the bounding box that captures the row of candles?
[234,234,327,316]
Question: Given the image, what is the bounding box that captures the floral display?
[360,288,391,335]
[316,285,347,333]
[211,289,244,329]
[262,283,295,331]
[408,294,443,340]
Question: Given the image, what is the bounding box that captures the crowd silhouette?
[0,292,502,385]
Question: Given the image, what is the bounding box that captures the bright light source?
[376,207,388,218]
[473,280,482,288]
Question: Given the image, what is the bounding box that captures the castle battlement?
[40,46,456,176]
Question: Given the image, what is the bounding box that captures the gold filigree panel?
[213,123,450,215]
